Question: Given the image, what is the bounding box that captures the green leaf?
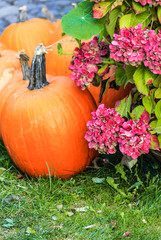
[115,163,127,182]
[97,63,109,75]
[132,1,148,14]
[149,120,157,134]
[151,135,160,150]
[144,67,157,85]
[106,177,127,197]
[154,119,161,134]
[125,65,136,82]
[115,67,127,86]
[132,12,152,28]
[142,96,153,114]
[153,74,161,87]
[158,134,161,148]
[119,13,134,29]
[61,1,105,40]
[57,43,63,55]
[157,6,161,24]
[132,105,145,120]
[133,65,149,96]
[155,100,161,120]
[106,6,121,37]
[115,94,132,118]
[92,177,105,183]
[93,1,115,19]
[155,88,161,99]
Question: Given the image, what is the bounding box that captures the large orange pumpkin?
[1,44,97,178]
[0,7,55,65]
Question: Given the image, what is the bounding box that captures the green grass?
[0,142,161,240]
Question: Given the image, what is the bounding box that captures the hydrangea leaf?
[157,6,161,24]
[132,1,148,14]
[155,100,161,120]
[115,94,132,118]
[115,67,127,86]
[106,6,121,38]
[133,66,149,96]
[132,106,145,120]
[119,13,135,29]
[142,96,154,114]
[132,12,152,28]
[151,135,160,150]
[158,134,161,148]
[154,120,161,134]
[61,1,105,40]
[144,67,157,85]
[93,1,115,19]
[155,87,161,99]
[125,65,136,83]
[153,74,161,87]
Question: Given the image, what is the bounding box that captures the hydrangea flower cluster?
[118,117,152,159]
[134,0,161,6]
[69,37,109,90]
[85,104,124,154]
[110,24,161,74]
[85,104,152,159]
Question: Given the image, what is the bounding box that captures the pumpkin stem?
[18,5,28,22]
[28,44,49,90]
[17,50,31,80]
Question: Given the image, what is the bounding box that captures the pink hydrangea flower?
[110,24,161,74]
[118,116,151,159]
[134,0,161,6]
[85,105,152,159]
[85,104,125,154]
[69,37,109,90]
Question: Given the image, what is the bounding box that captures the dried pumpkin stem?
[17,50,30,80]
[18,5,28,22]
[28,44,49,90]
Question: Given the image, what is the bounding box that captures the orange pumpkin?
[0,49,20,75]
[48,19,66,44]
[0,7,55,65]
[1,44,97,178]
[46,36,79,76]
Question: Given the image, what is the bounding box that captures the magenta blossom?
[85,104,125,154]
[134,0,161,6]
[118,117,151,159]
[110,24,161,74]
[85,104,152,159]
[69,37,109,90]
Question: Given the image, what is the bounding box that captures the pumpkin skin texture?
[48,19,66,44]
[46,36,79,76]
[1,73,97,178]
[0,49,21,79]
[0,18,55,65]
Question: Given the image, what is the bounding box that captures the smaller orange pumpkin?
[46,36,79,76]
[0,6,55,65]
